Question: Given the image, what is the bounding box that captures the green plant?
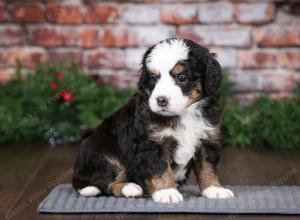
[220,70,234,106]
[1,63,299,149]
[221,72,300,149]
[0,62,133,146]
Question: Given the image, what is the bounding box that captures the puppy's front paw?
[152,188,183,203]
[201,186,234,199]
[122,183,143,197]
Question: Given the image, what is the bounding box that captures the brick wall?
[0,0,299,104]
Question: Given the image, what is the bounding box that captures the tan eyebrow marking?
[171,64,184,77]
[187,82,203,106]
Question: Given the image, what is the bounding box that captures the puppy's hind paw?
[201,186,234,199]
[78,186,101,197]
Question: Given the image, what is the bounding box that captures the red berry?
[55,89,65,98]
[50,82,58,90]
[62,91,73,102]
[56,71,64,80]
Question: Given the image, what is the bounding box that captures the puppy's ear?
[204,53,222,101]
[137,66,148,92]
[201,54,222,125]
[138,45,155,93]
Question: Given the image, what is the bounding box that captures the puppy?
[72,38,234,203]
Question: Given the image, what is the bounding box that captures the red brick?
[231,71,298,92]
[260,72,298,92]
[198,2,234,23]
[97,69,139,89]
[0,49,4,69]
[48,49,83,67]
[78,28,99,48]
[234,92,292,105]
[83,3,119,23]
[125,48,147,70]
[161,5,197,24]
[47,4,81,24]
[230,73,260,92]
[0,69,15,84]
[238,50,277,69]
[234,93,262,106]
[235,92,294,106]
[30,27,77,47]
[7,47,47,68]
[279,50,300,69]
[102,26,175,48]
[179,26,251,48]
[210,48,237,68]
[122,5,159,24]
[255,26,300,47]
[12,4,44,23]
[102,27,137,48]
[85,49,125,69]
[133,26,176,46]
[0,26,22,46]
[119,0,159,2]
[0,5,5,21]
[270,92,294,101]
[236,3,275,25]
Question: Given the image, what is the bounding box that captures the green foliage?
[0,62,133,146]
[0,64,299,149]
[221,72,300,149]
[219,70,234,106]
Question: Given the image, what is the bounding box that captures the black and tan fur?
[72,38,233,202]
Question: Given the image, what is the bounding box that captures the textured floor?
[1,145,300,219]
[39,184,300,214]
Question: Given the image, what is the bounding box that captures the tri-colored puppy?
[72,38,234,203]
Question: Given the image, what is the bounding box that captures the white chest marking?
[152,103,216,175]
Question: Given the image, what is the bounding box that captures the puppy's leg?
[73,160,114,197]
[147,166,183,203]
[193,142,234,199]
[72,154,112,197]
[72,146,126,197]
[128,139,182,203]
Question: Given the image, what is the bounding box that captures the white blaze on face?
[147,39,190,116]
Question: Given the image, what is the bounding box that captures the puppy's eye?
[150,74,159,82]
[177,74,187,82]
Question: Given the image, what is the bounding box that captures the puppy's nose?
[156,96,169,107]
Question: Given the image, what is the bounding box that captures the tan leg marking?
[146,166,177,194]
[148,166,184,203]
[108,182,128,197]
[104,155,128,197]
[193,160,220,190]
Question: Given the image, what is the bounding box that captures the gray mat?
[38,184,300,214]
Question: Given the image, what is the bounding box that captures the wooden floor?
[1,145,300,220]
